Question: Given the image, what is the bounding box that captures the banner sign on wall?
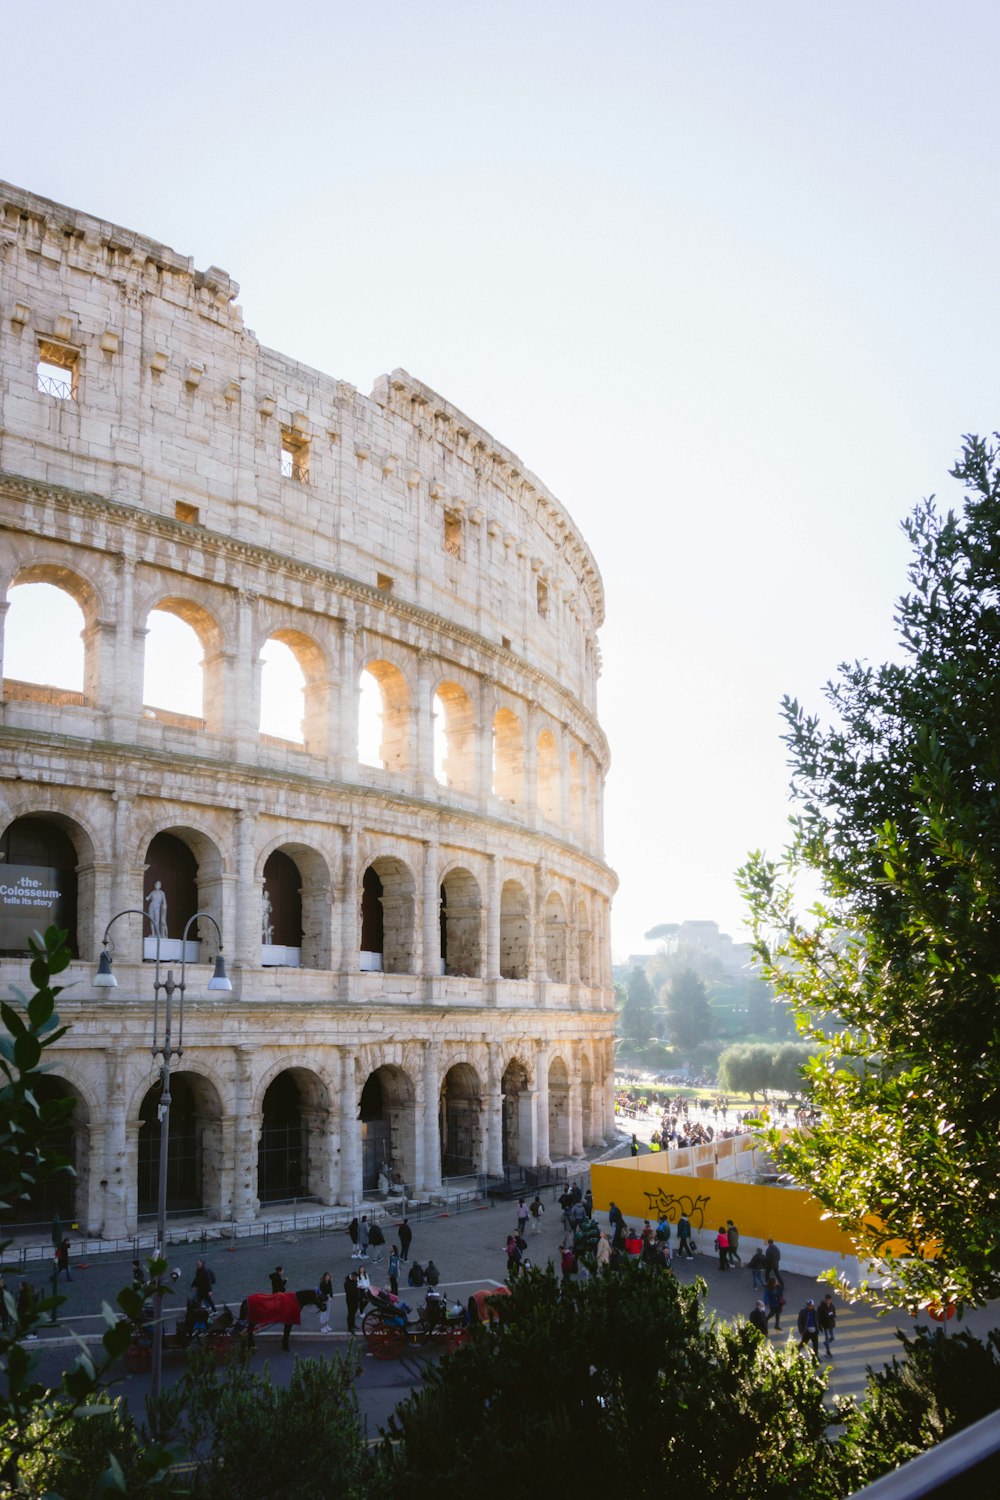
[0,865,65,951]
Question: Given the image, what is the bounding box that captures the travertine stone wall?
[0,181,618,1237]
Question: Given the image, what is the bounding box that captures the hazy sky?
[5,1,999,958]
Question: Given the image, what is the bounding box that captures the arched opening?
[259,636,306,745]
[359,1065,416,1193]
[492,707,523,803]
[440,1063,482,1177]
[501,1059,530,1168]
[143,832,198,957]
[536,728,560,823]
[548,1056,571,1159]
[544,890,568,982]
[3,581,86,701]
[261,849,303,966]
[499,879,530,980]
[358,660,409,772]
[4,1076,87,1225]
[138,1072,222,1217]
[0,816,80,957]
[440,866,482,977]
[360,857,414,974]
[433,681,476,793]
[142,608,205,724]
[258,1073,306,1204]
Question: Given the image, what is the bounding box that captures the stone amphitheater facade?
[0,181,617,1238]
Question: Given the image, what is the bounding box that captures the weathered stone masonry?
[0,180,617,1237]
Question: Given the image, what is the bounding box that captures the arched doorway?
[440,1063,482,1177]
[261,849,303,965]
[0,817,79,957]
[360,858,414,973]
[258,1073,306,1203]
[138,1072,221,1217]
[501,1059,530,1167]
[359,1065,416,1193]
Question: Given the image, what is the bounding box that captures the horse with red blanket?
[241,1289,325,1351]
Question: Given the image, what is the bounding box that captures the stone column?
[229,806,258,972]
[478,677,496,808]
[336,620,358,776]
[421,1041,442,1192]
[106,553,137,740]
[485,1048,503,1177]
[101,1047,130,1238]
[531,861,546,984]
[340,825,359,974]
[534,1042,551,1167]
[338,1049,362,1206]
[422,839,439,982]
[230,1046,258,1218]
[485,853,500,980]
[568,1071,584,1157]
[416,650,436,793]
[232,589,260,759]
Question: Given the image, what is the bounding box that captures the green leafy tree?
[621,965,655,1041]
[661,966,714,1051]
[718,1043,773,1101]
[740,434,1000,1310]
[375,1265,837,1499]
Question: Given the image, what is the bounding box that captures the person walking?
[749,1246,767,1290]
[818,1293,837,1358]
[55,1237,72,1282]
[191,1258,216,1311]
[398,1217,413,1263]
[516,1199,529,1238]
[749,1300,770,1337]
[269,1265,287,1294]
[131,1259,145,1294]
[348,1217,360,1257]
[358,1215,371,1260]
[529,1194,544,1234]
[343,1269,361,1334]
[387,1244,400,1296]
[368,1219,385,1264]
[764,1238,783,1289]
[676,1212,694,1259]
[726,1219,742,1267]
[317,1271,334,1332]
[714,1225,730,1272]
[797,1299,820,1359]
[765,1275,784,1331]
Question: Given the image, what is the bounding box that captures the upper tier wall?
[0,181,604,711]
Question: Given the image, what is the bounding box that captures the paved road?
[13,1184,1000,1435]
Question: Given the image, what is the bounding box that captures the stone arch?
[492,706,523,803]
[501,1056,531,1168]
[440,1061,483,1177]
[259,840,332,969]
[433,679,476,793]
[258,624,330,753]
[141,825,226,957]
[3,1074,91,1226]
[439,864,482,977]
[3,562,101,704]
[360,855,415,974]
[137,1069,224,1219]
[576,897,592,986]
[257,1065,331,1205]
[548,1054,571,1159]
[536,727,560,822]
[359,1063,417,1193]
[499,878,530,980]
[140,593,226,733]
[0,810,97,959]
[359,657,411,772]
[544,889,568,982]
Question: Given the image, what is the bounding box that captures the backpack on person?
[369,1223,385,1247]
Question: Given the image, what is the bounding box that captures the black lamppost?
[93,908,230,1406]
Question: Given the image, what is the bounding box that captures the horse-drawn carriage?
[361,1285,470,1359]
[124,1299,242,1373]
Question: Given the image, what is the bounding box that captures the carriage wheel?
[361,1310,384,1338]
[367,1323,406,1360]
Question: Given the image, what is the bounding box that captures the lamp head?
[207,954,232,993]
[93,950,117,989]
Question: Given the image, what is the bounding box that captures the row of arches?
[0,813,606,988]
[2,573,603,844]
[17,1050,607,1234]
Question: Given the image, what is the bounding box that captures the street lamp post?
[93,908,231,1408]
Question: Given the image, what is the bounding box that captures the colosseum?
[0,180,617,1239]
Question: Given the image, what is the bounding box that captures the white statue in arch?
[146,880,168,938]
[261,884,273,945]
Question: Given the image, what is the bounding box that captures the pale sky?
[5,1,999,959]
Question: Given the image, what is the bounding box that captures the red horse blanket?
[246,1292,301,1327]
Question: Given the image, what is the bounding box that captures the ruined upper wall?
[0,182,604,703]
